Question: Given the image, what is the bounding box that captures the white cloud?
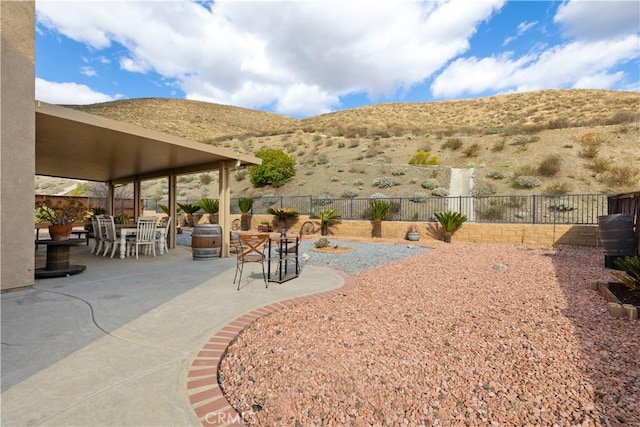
[431,35,640,98]
[80,66,97,77]
[504,20,538,46]
[36,0,506,116]
[554,0,640,41]
[36,78,114,105]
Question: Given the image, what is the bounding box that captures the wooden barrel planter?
[598,213,637,269]
[192,224,222,260]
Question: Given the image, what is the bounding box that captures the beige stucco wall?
[237,215,599,247]
[1,2,36,290]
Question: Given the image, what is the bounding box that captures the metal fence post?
[532,195,537,224]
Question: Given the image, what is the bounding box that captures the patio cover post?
[219,160,232,257]
[133,180,141,221]
[107,182,114,215]
[168,173,177,249]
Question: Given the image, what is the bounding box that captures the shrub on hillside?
[373,176,399,188]
[543,182,572,195]
[588,158,612,173]
[421,178,440,190]
[601,165,638,187]
[409,192,430,203]
[487,171,505,180]
[408,150,440,165]
[442,137,462,150]
[462,143,480,158]
[537,155,562,177]
[431,187,449,197]
[513,175,541,189]
[341,188,359,198]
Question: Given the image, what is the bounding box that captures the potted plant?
[35,199,88,240]
[369,200,391,238]
[266,207,299,233]
[84,206,107,231]
[406,223,420,241]
[258,220,273,233]
[238,197,254,231]
[433,211,467,243]
[177,202,201,227]
[113,213,130,224]
[613,256,640,291]
[196,198,219,224]
[310,209,342,236]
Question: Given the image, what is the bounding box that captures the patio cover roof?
[35,101,260,183]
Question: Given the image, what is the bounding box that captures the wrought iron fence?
[150,193,609,225]
[239,193,609,225]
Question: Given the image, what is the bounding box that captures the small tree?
[310,209,342,236]
[433,211,467,243]
[249,148,296,187]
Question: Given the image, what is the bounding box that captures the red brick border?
[186,268,356,426]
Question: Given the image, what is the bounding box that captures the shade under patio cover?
[35,101,259,183]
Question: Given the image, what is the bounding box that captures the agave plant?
[613,256,640,291]
[196,198,219,224]
[433,211,467,243]
[310,209,342,235]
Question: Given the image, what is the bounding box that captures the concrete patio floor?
[1,243,345,426]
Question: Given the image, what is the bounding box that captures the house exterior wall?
[1,2,36,290]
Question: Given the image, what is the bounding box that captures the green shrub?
[369,200,392,220]
[196,198,219,214]
[237,197,254,213]
[471,182,495,197]
[513,175,541,189]
[314,237,330,248]
[317,155,329,165]
[421,178,440,190]
[341,188,359,198]
[551,200,576,212]
[409,192,430,203]
[431,187,449,197]
[373,176,399,188]
[391,167,406,176]
[537,155,562,177]
[408,150,440,165]
[249,148,296,187]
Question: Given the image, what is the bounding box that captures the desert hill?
[37,89,640,201]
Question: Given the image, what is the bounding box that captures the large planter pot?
[240,213,251,231]
[372,219,382,238]
[406,232,420,241]
[49,224,73,241]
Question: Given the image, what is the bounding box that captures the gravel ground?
[219,243,639,426]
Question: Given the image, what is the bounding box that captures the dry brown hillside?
[37,89,640,200]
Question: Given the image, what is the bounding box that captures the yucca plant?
[177,202,201,227]
[433,211,468,243]
[238,197,254,231]
[369,200,391,238]
[310,209,342,235]
[196,198,219,224]
[613,256,640,291]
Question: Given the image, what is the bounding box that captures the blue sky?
[36,0,640,118]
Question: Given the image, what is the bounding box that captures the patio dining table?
[115,224,165,259]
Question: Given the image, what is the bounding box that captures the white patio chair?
[90,215,104,255]
[155,216,171,253]
[127,217,157,259]
[98,215,119,258]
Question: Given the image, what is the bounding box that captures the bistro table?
[266,235,299,283]
[35,238,86,279]
[115,224,166,259]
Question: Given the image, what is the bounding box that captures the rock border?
[590,281,639,320]
[186,268,356,426]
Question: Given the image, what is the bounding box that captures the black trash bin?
[598,213,637,269]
